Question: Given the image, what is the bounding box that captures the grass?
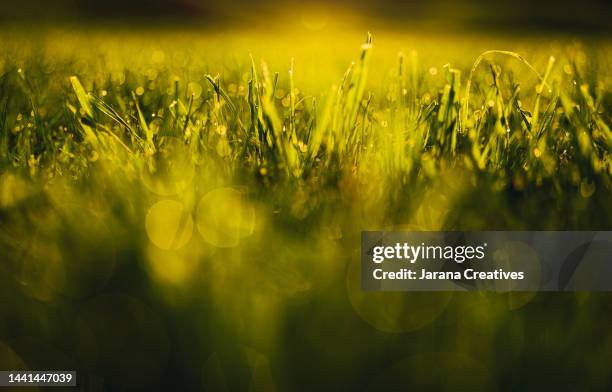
[1,30,610,228]
[0,27,610,389]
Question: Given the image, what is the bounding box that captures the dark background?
[1,0,610,32]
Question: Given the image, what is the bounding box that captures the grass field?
[0,27,611,390]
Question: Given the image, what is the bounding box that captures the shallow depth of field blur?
[0,1,611,390]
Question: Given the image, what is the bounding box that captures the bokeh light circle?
[346,256,453,333]
[196,187,255,248]
[145,199,193,250]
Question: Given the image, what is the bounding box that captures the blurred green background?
[0,1,611,391]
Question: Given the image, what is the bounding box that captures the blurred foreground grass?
[0,27,611,390]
